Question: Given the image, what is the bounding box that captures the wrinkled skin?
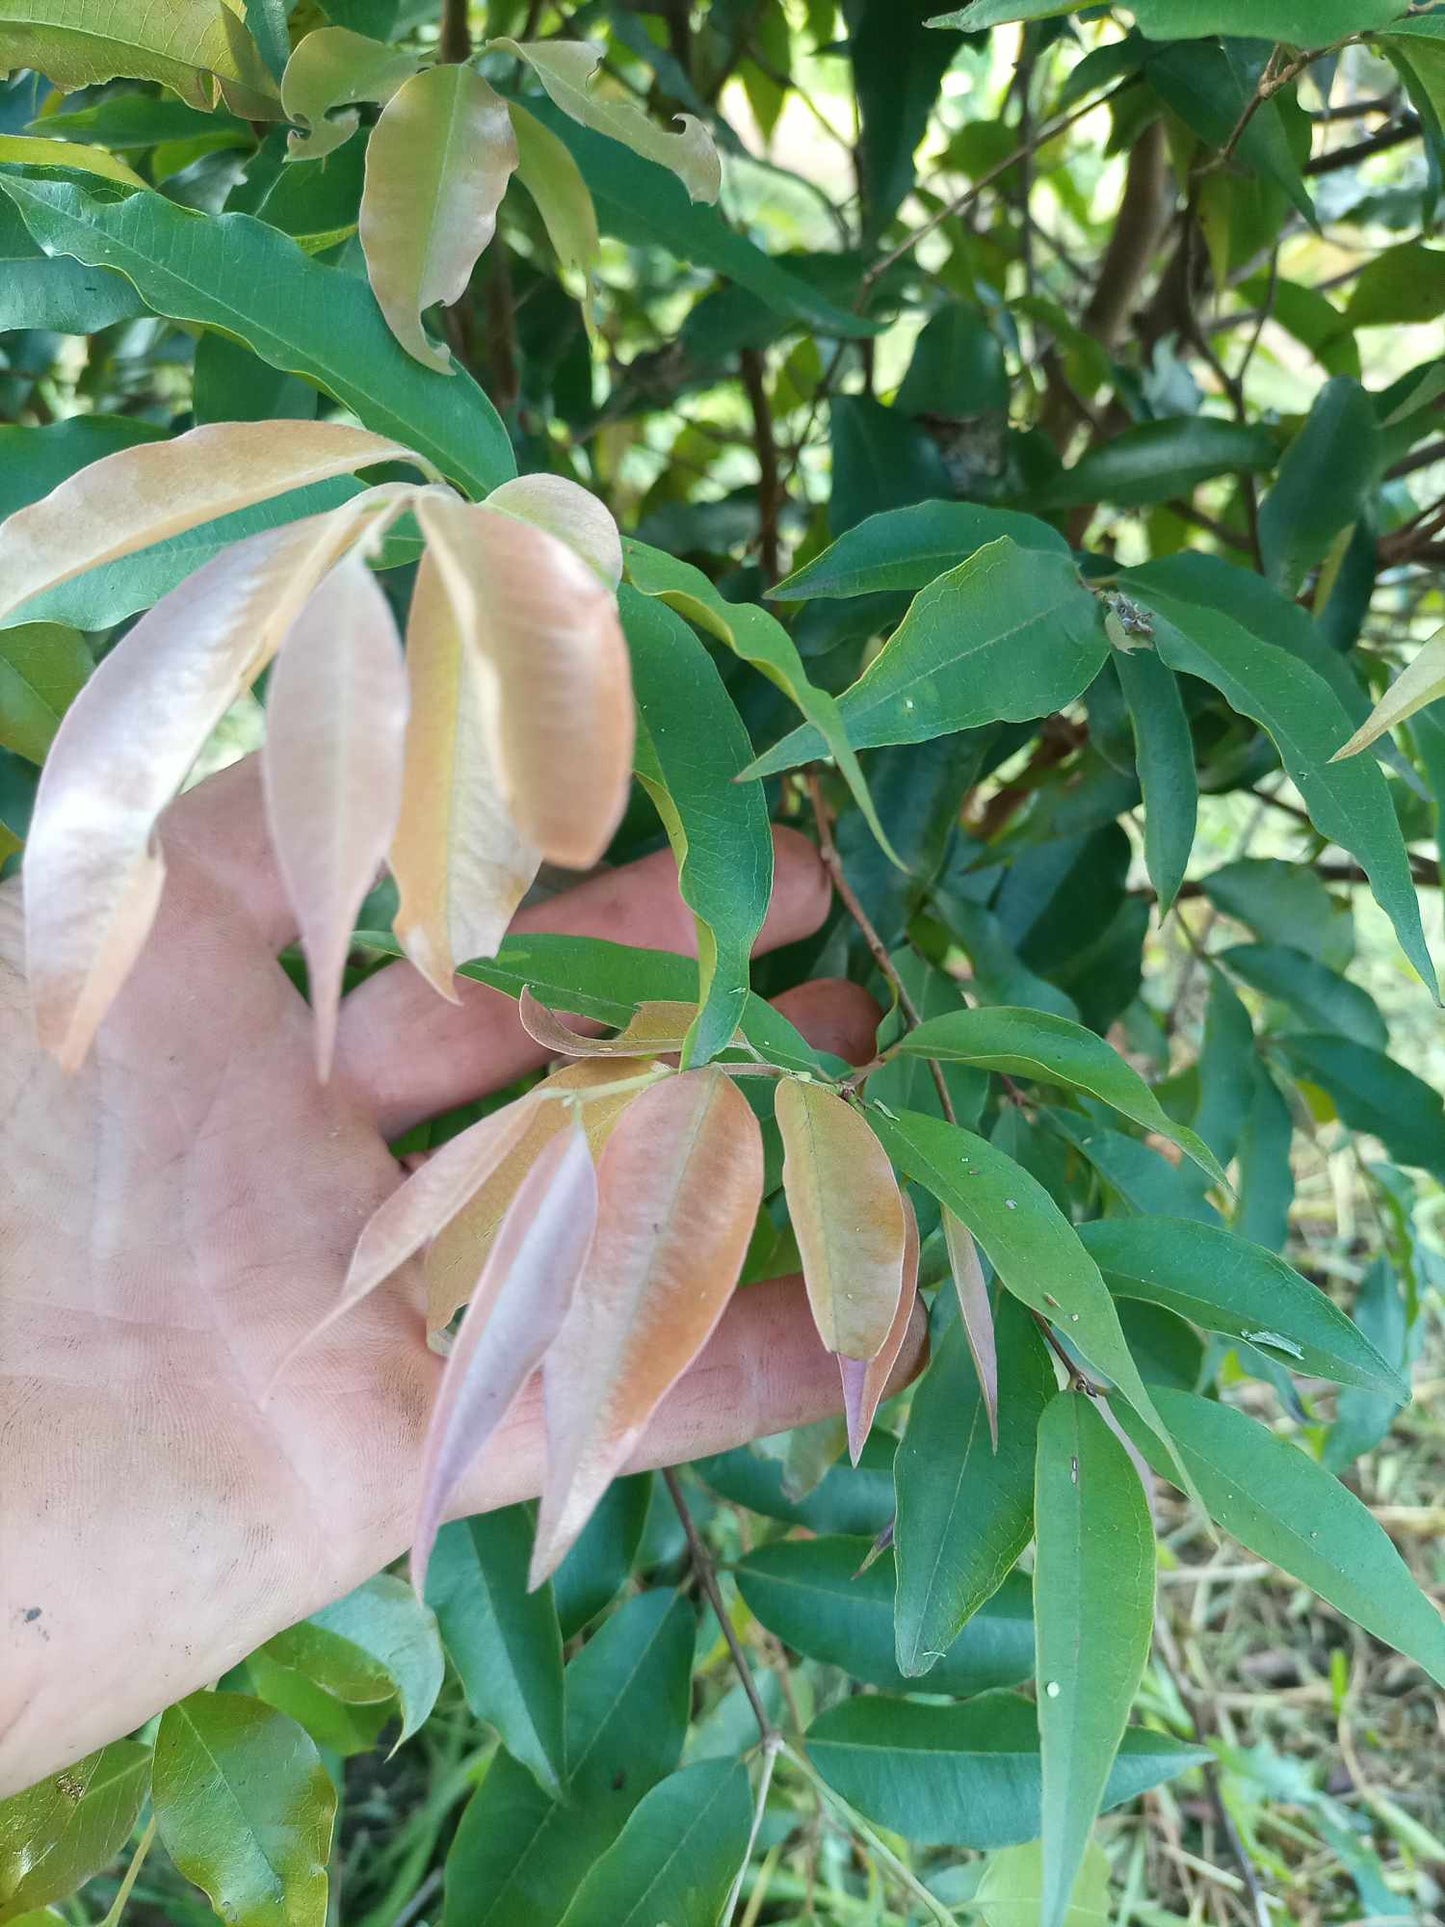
[0,759,914,1797]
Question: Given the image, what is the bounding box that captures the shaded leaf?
[280,26,417,161]
[0,1742,148,1926]
[1220,942,1386,1050]
[1035,1394,1155,1927]
[1035,417,1277,511]
[1114,646,1196,913]
[360,65,517,372]
[309,1575,444,1750]
[1259,378,1379,595]
[413,1124,598,1593]
[1282,1033,1445,1181]
[532,1070,762,1579]
[151,1692,334,1927]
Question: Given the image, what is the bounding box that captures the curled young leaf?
[281,26,420,161]
[412,1122,598,1595]
[508,99,600,282]
[0,420,420,625]
[517,988,694,1059]
[840,1191,920,1463]
[425,1057,652,1332]
[531,1068,763,1580]
[487,473,623,587]
[1332,623,1445,763]
[416,493,634,868]
[493,39,721,204]
[360,62,518,372]
[944,1209,999,1450]
[390,550,540,999]
[262,549,410,1077]
[776,1078,909,1362]
[24,492,393,1069]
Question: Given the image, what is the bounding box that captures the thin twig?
[783,1744,957,1927]
[722,1735,783,1927]
[740,347,781,584]
[97,1815,157,1927]
[663,1468,777,1746]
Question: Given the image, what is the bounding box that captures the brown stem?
[482,246,519,416]
[438,0,471,65]
[663,1468,778,1747]
[740,348,781,584]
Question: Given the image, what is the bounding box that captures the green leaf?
[1323,1259,1411,1473]
[1035,1394,1155,1927]
[427,1510,565,1793]
[0,623,89,765]
[1145,39,1313,226]
[1345,241,1445,329]
[1080,1216,1403,1394]
[1258,378,1380,594]
[769,500,1070,600]
[851,0,962,235]
[0,416,164,525]
[0,1741,149,1926]
[519,99,877,339]
[558,1760,751,1927]
[937,1,1408,28]
[442,1589,694,1927]
[696,1434,896,1538]
[1199,856,1352,970]
[892,1006,1225,1184]
[806,1689,1207,1848]
[620,586,773,1067]
[1233,1061,1295,1254]
[828,393,952,534]
[0,0,280,116]
[553,1476,653,1638]
[151,1692,335,1927]
[869,1108,1192,1495]
[1125,580,1436,996]
[893,1297,1054,1678]
[308,1572,443,1747]
[0,192,142,331]
[1193,968,1255,1172]
[738,1536,1035,1696]
[1219,943,1387,1050]
[1034,417,1277,511]
[623,538,902,867]
[975,1840,1111,1927]
[0,173,513,498]
[747,539,1108,775]
[1130,1390,1445,1687]
[1114,645,1196,913]
[1282,1034,1445,1181]
[1045,1108,1222,1225]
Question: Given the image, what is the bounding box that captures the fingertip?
[771,978,883,1067]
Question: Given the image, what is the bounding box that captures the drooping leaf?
[23,494,390,1069]
[490,475,622,587]
[390,550,539,998]
[1128,1390,1445,1686]
[738,1539,1034,1696]
[851,0,963,235]
[413,1123,599,1593]
[151,1692,335,1927]
[0,419,417,626]
[493,39,719,203]
[1282,1033,1445,1181]
[417,494,634,869]
[894,1007,1224,1183]
[1258,378,1380,595]
[0,174,514,496]
[558,1760,751,1927]
[263,549,409,1075]
[509,101,599,281]
[943,1209,999,1447]
[1126,579,1436,995]
[746,539,1108,774]
[776,1077,909,1362]
[805,1690,1207,1849]
[1113,646,1196,914]
[1035,1394,1155,1927]
[622,585,772,1066]
[308,1574,445,1750]
[1080,1217,1403,1394]
[280,26,418,161]
[840,1190,920,1460]
[0,623,90,767]
[426,1509,566,1794]
[0,1741,149,1926]
[769,500,1069,600]
[1333,624,1445,763]
[0,0,280,116]
[532,1070,762,1580]
[894,1295,1054,1678]
[360,64,517,372]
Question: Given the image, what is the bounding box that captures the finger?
[447,1273,928,1518]
[336,827,830,1137]
[771,979,881,1068]
[160,756,295,950]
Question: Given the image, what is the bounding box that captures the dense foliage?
[2,1,1445,1923]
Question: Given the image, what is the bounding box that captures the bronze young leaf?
[839,1190,921,1463]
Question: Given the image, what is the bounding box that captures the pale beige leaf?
[517,989,694,1059]
[508,100,599,280]
[776,1078,909,1362]
[0,420,419,626]
[531,1068,762,1581]
[262,550,409,1077]
[23,494,391,1069]
[415,494,634,868]
[390,551,539,999]
[412,1123,597,1596]
[0,0,280,117]
[425,1058,651,1331]
[839,1193,918,1463]
[493,38,721,204]
[281,25,419,160]
[1332,623,1445,762]
[944,1208,999,1449]
[359,63,518,373]
[486,473,623,587]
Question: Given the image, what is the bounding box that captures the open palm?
[0,758,895,1798]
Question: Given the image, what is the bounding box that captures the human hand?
[0,757,915,1797]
